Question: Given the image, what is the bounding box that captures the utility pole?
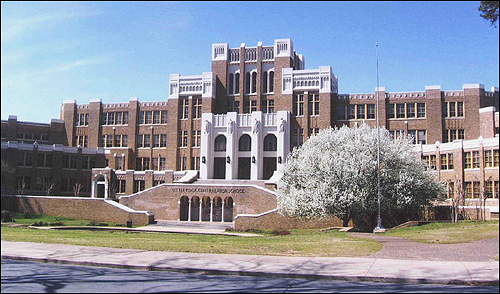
[374,42,384,233]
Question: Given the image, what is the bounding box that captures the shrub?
[1,210,13,222]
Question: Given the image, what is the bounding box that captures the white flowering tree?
[277,124,445,230]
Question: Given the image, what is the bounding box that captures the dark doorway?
[191,196,200,221]
[263,157,277,180]
[179,196,189,221]
[238,157,251,180]
[214,158,226,179]
[224,197,234,222]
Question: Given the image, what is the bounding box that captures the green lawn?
[384,220,499,244]
[1,226,382,257]
[2,213,127,227]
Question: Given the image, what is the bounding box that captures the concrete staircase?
[153,220,234,230]
[193,179,267,187]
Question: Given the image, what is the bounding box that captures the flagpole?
[375,42,384,232]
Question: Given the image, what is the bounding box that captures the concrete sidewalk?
[1,241,498,286]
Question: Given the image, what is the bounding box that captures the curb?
[2,255,498,287]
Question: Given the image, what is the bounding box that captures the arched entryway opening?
[190,196,200,221]
[238,134,251,180]
[201,196,211,221]
[214,135,227,179]
[224,196,234,222]
[179,196,189,221]
[212,197,222,222]
[92,175,108,198]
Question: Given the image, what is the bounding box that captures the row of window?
[337,104,376,120]
[75,113,90,126]
[442,129,465,143]
[179,98,202,120]
[100,134,128,148]
[138,110,168,125]
[422,149,499,170]
[16,132,49,141]
[75,135,88,147]
[16,152,95,170]
[443,101,464,118]
[387,103,426,119]
[388,130,427,145]
[177,156,201,171]
[101,111,129,125]
[213,134,278,152]
[293,94,320,116]
[15,176,91,194]
[135,156,167,171]
[227,71,275,95]
[446,181,500,198]
[137,134,168,148]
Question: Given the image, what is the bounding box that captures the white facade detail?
[169,72,215,99]
[200,111,290,181]
[282,66,338,94]
[212,43,229,61]
[274,39,293,58]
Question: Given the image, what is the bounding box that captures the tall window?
[444,101,464,117]
[264,134,277,151]
[192,130,201,147]
[178,131,188,147]
[228,73,234,95]
[292,128,304,148]
[417,103,426,118]
[214,135,226,152]
[367,104,375,119]
[193,98,202,119]
[269,71,274,92]
[337,105,346,120]
[293,94,304,116]
[245,72,251,94]
[308,94,320,116]
[251,72,257,93]
[180,98,189,119]
[262,71,268,93]
[235,73,240,94]
[262,99,274,113]
[239,134,251,151]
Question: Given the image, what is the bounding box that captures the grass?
[2,212,129,227]
[384,220,499,244]
[0,226,382,257]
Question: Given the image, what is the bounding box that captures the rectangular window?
[153,134,160,148]
[337,105,346,120]
[347,105,356,119]
[191,157,200,171]
[417,103,426,118]
[457,102,464,117]
[494,150,499,167]
[123,112,129,124]
[160,157,166,170]
[465,182,472,198]
[485,150,493,168]
[449,102,456,117]
[82,156,90,170]
[122,135,127,147]
[143,134,150,148]
[387,104,395,119]
[118,180,126,194]
[472,151,480,168]
[251,100,257,112]
[116,157,123,170]
[458,129,465,140]
[180,98,189,119]
[152,157,158,171]
[192,130,201,147]
[293,95,304,116]
[153,111,160,124]
[292,128,304,148]
[193,98,202,119]
[396,104,405,118]
[161,111,167,124]
[101,113,107,125]
[133,180,145,193]
[137,135,143,148]
[308,94,319,116]
[356,105,366,119]
[464,152,472,169]
[367,104,375,119]
[262,99,275,114]
[114,135,121,147]
[417,130,426,144]
[407,103,415,118]
[243,100,250,114]
[145,111,152,124]
[138,111,145,124]
[108,112,115,125]
[473,181,480,198]
[407,130,416,144]
[116,112,122,125]
[486,181,493,198]
[440,154,448,170]
[160,134,167,148]
[106,135,113,147]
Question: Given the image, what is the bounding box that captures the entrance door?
[214,158,226,179]
[238,157,251,180]
[263,157,277,180]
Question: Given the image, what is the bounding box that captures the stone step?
[153,220,234,229]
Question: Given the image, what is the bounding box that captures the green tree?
[479,1,499,27]
[276,125,446,231]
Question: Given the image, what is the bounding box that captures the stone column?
[210,200,213,222]
[188,199,192,221]
[221,201,225,222]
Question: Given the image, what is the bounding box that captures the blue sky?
[1,1,499,123]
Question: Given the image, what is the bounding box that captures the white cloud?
[44,56,110,74]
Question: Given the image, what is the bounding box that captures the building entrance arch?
[190,196,200,221]
[212,197,222,222]
[91,175,108,198]
[224,196,234,222]
[201,196,211,221]
[179,196,189,221]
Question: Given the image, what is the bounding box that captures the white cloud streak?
[44,57,110,74]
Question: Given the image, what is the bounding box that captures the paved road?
[2,260,499,293]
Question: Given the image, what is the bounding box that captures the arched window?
[235,73,240,94]
[251,72,257,93]
[264,134,277,151]
[262,71,268,93]
[239,134,251,151]
[228,73,234,94]
[214,135,226,152]
[245,72,251,94]
[269,71,274,92]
